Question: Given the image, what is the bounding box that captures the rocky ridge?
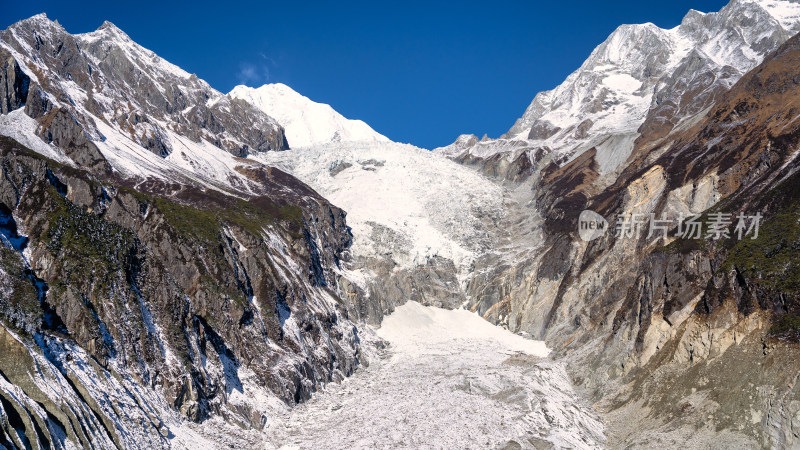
[437,0,800,181]
[433,1,800,446]
[0,14,373,448]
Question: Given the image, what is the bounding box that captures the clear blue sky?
[4,0,728,149]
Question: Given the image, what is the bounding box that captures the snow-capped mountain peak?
[229,83,390,148]
[441,0,800,176]
[76,19,202,85]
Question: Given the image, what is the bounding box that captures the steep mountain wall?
[439,0,800,181]
[458,24,800,448]
[0,15,375,448]
[0,133,366,446]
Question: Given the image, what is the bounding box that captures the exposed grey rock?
[23,82,52,119]
[36,107,111,173]
[0,129,360,445]
[0,48,29,114]
[0,14,289,165]
[328,160,353,177]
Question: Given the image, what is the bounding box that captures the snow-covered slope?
[438,0,800,174]
[266,302,604,449]
[230,83,389,148]
[0,14,291,195]
[253,140,505,278]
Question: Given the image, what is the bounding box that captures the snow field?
[269,302,605,449]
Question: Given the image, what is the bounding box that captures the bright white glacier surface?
[253,140,506,277]
[230,83,390,148]
[269,302,605,449]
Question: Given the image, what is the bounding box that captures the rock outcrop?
[0,47,29,115]
[453,21,800,448]
[0,14,368,448]
[0,133,365,446]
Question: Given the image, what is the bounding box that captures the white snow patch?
[753,0,800,31]
[603,73,642,93]
[0,108,73,165]
[377,301,550,357]
[230,83,389,148]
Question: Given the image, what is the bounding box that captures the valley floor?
[267,302,605,449]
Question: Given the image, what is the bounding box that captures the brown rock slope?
[466,31,800,447]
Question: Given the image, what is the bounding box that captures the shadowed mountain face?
[2,1,800,448]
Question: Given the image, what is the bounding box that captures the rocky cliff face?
[0,14,287,168]
[0,15,371,448]
[444,8,800,447]
[0,135,365,447]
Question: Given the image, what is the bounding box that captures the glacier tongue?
[229,83,390,148]
[267,302,605,449]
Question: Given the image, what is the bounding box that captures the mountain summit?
[439,0,800,176]
[229,83,389,148]
[4,1,800,448]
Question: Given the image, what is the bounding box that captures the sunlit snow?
[254,140,505,277]
[269,302,605,449]
[230,83,390,148]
